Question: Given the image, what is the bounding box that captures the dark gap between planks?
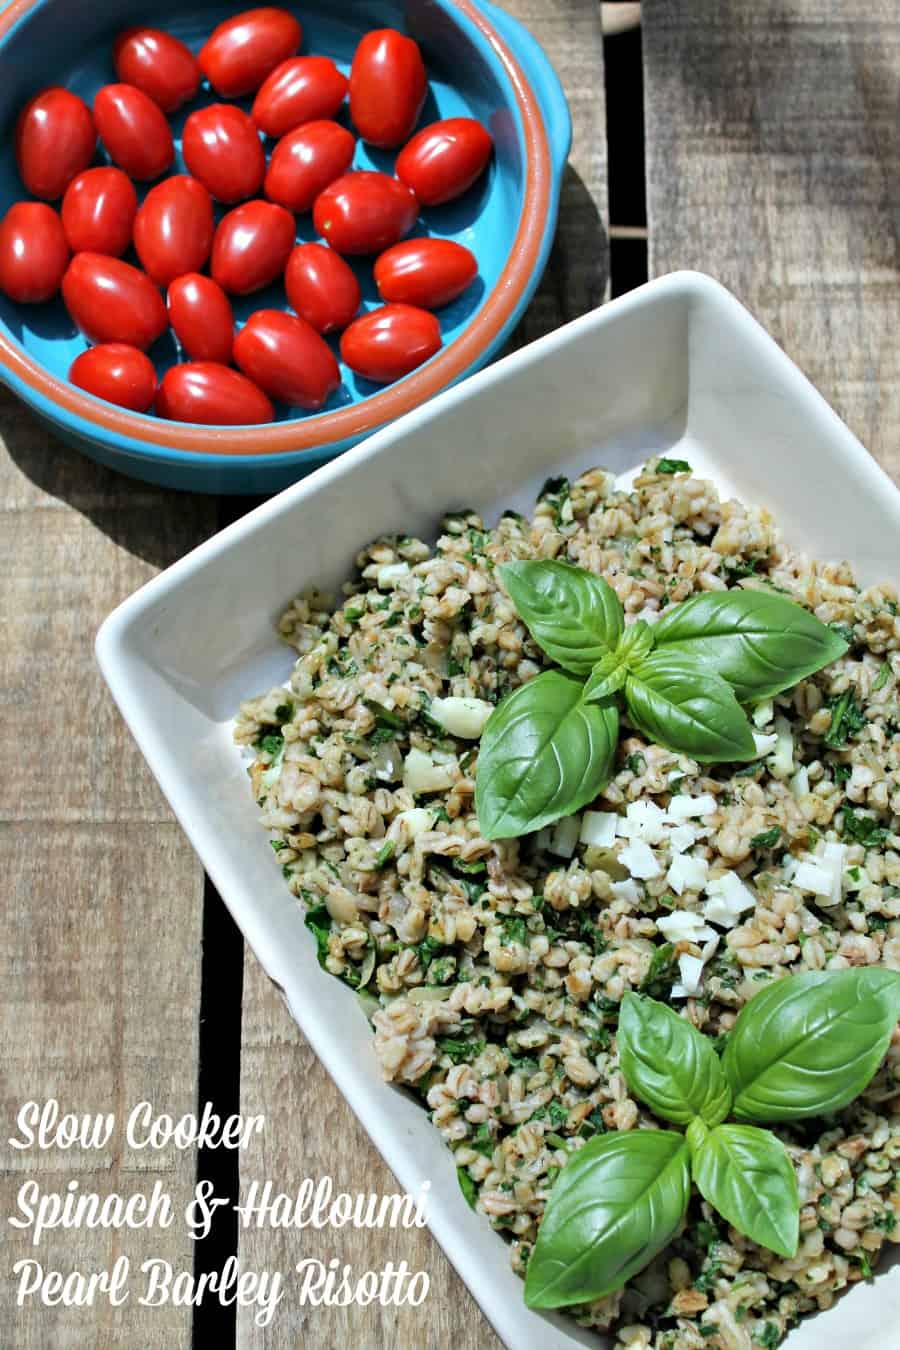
[192,875,245,1344]
[604,17,649,295]
[188,17,649,1333]
[192,498,255,1346]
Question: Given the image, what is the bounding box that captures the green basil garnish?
[652,589,848,702]
[474,671,618,840]
[523,1130,691,1309]
[691,1123,799,1258]
[625,652,757,762]
[723,967,900,1122]
[618,993,731,1127]
[519,969,900,1309]
[499,560,624,675]
[475,560,844,843]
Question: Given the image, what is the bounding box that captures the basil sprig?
[474,671,619,838]
[476,560,847,841]
[722,967,900,1121]
[524,968,900,1310]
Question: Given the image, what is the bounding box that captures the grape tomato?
[312,172,418,256]
[198,7,302,98]
[211,200,296,295]
[113,27,200,112]
[182,104,266,204]
[0,202,70,303]
[61,168,138,258]
[15,88,96,201]
[251,56,348,138]
[284,243,360,334]
[348,29,427,148]
[62,253,168,350]
[133,175,215,287]
[93,83,174,181]
[233,308,340,410]
[167,274,235,365]
[264,120,356,214]
[156,361,274,424]
[374,238,477,310]
[395,117,493,206]
[340,303,441,383]
[69,343,158,412]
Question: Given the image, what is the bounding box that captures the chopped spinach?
[257,732,284,756]
[640,942,677,997]
[750,826,782,848]
[456,1167,478,1209]
[437,1035,486,1065]
[873,662,891,692]
[841,806,889,848]
[304,904,332,968]
[655,457,692,475]
[374,840,395,868]
[824,689,867,748]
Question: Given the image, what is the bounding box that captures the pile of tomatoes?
[0,7,493,425]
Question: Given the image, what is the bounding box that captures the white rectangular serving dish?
[97,272,900,1349]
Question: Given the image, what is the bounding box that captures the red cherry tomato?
[69,343,158,412]
[93,84,174,181]
[113,27,200,112]
[211,200,295,296]
[156,362,274,424]
[61,168,137,257]
[0,203,70,303]
[264,120,355,214]
[62,253,167,350]
[284,242,360,334]
[233,309,340,410]
[15,88,96,200]
[340,303,441,383]
[198,7,302,98]
[168,274,235,365]
[312,172,418,256]
[374,238,477,310]
[349,29,427,148]
[395,118,493,206]
[133,176,215,287]
[182,105,266,204]
[251,56,347,138]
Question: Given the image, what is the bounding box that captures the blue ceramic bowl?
[0,0,570,493]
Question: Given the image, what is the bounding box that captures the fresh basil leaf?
[615,619,655,669]
[499,560,624,675]
[475,671,619,840]
[692,1123,799,1257]
[625,651,756,762]
[618,993,731,1127]
[652,589,849,701]
[524,1130,691,1308]
[583,652,628,701]
[724,968,900,1122]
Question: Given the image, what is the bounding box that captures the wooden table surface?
[2,2,898,1346]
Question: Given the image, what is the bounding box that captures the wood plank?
[0,395,216,1345]
[236,4,608,1346]
[642,0,900,482]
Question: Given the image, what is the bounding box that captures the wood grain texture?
[236,5,608,1347]
[0,393,216,1345]
[643,0,900,482]
[510,0,609,345]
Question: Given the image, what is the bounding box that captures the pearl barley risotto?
[235,459,900,1348]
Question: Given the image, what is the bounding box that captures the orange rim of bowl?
[0,0,552,458]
